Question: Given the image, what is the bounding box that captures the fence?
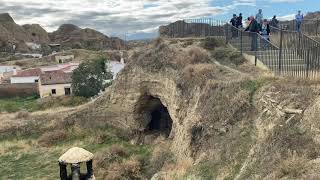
[279,19,320,36]
[161,18,320,79]
[159,19,226,38]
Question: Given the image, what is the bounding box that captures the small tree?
[72,57,113,98]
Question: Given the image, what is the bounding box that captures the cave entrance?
[139,96,173,137]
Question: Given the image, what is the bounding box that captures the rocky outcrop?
[0,13,49,53]
[0,13,127,54]
[49,24,127,50]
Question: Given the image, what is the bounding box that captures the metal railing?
[279,19,320,36]
[159,18,226,38]
[161,18,320,79]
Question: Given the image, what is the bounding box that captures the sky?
[0,0,319,40]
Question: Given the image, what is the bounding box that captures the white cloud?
[0,0,258,39]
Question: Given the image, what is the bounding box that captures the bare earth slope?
[2,38,320,179]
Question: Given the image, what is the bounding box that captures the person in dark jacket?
[260,19,271,49]
[236,13,243,28]
[245,16,260,51]
[230,14,238,37]
[270,15,279,28]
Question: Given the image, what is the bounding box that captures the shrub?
[188,47,210,64]
[38,130,68,147]
[94,144,129,168]
[15,110,30,119]
[212,47,245,66]
[278,151,309,178]
[201,37,225,50]
[104,158,143,180]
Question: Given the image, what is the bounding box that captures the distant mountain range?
[0,13,127,53]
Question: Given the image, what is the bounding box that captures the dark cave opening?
[139,96,173,137]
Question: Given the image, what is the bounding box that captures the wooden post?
[87,160,94,179]
[279,28,283,75]
[59,162,68,180]
[71,163,81,180]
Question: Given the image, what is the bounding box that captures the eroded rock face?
[49,24,127,51]
[73,39,254,161]
[0,13,127,53]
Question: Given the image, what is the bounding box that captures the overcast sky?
[0,0,319,40]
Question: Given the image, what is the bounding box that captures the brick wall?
[0,83,39,98]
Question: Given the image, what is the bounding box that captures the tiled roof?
[12,68,42,77]
[40,70,72,85]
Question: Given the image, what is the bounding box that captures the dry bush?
[277,151,309,178]
[38,130,68,147]
[15,110,30,119]
[187,47,210,64]
[91,132,111,144]
[201,37,225,50]
[104,158,143,180]
[94,144,129,169]
[144,144,176,178]
[178,63,220,93]
[212,47,245,66]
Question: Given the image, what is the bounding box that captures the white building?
[10,68,42,84]
[109,61,125,80]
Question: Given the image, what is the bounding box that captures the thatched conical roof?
[59,147,94,164]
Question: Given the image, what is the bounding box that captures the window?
[51,89,56,95]
[64,88,71,95]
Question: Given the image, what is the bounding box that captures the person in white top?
[256,9,263,25]
[295,10,304,33]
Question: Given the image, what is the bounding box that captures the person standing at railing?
[256,9,263,26]
[295,10,304,33]
[236,13,243,28]
[230,14,238,38]
[245,16,260,51]
[270,15,279,28]
[260,19,271,49]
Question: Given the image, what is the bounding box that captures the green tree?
[72,57,113,98]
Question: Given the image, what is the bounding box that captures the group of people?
[230,9,304,50]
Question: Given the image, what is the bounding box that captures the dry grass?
[103,158,144,180]
[277,151,309,178]
[38,130,68,147]
[94,144,129,169]
[15,110,30,119]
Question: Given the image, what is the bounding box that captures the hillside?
[0,13,127,54]
[1,37,320,179]
[49,24,127,51]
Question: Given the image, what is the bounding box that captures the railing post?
[279,28,283,75]
[240,30,243,54]
[306,49,310,78]
[225,25,229,44]
[316,19,319,36]
[182,20,185,38]
[254,33,258,66]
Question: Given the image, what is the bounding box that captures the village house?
[39,70,72,98]
[10,68,42,84]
